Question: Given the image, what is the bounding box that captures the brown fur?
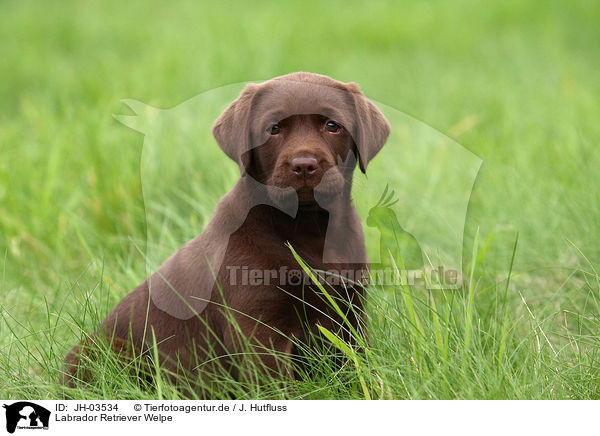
[63,72,390,393]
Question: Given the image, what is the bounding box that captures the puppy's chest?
[223,229,326,272]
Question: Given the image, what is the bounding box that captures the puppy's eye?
[325,120,341,133]
[267,124,281,135]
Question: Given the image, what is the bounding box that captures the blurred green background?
[1,0,599,399]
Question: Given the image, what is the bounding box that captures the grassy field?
[1,0,600,399]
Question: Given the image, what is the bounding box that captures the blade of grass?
[316,325,371,400]
[464,227,479,350]
[498,232,519,368]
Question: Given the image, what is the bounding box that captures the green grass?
[1,0,600,399]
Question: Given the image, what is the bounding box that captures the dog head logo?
[3,402,50,434]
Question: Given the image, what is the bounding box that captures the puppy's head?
[212,72,390,207]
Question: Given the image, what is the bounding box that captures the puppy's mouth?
[270,171,322,194]
[268,168,347,210]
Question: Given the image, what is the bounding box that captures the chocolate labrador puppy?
[64,72,390,391]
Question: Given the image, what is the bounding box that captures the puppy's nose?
[290,156,319,175]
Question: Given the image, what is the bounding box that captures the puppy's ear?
[212,83,259,173]
[347,83,390,173]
